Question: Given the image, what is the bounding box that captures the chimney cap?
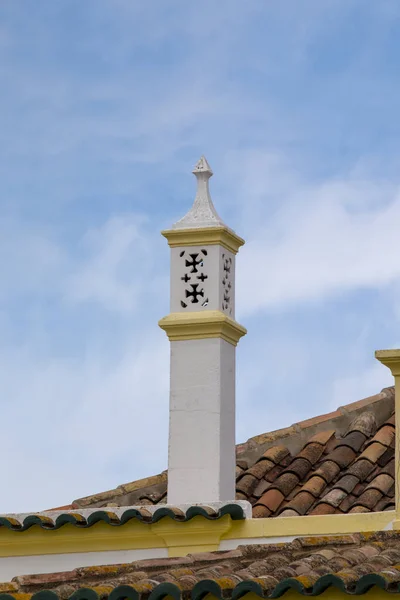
[171,155,227,230]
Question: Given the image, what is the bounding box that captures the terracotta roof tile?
[334,474,359,494]
[297,442,325,464]
[255,488,285,512]
[346,411,377,437]
[307,430,336,445]
[365,473,394,494]
[286,457,312,479]
[323,445,357,468]
[18,533,397,600]
[359,441,388,463]
[301,475,327,497]
[264,463,283,482]
[309,502,336,515]
[313,460,341,483]
[346,457,375,480]
[245,458,275,479]
[353,488,383,510]
[282,491,315,515]
[261,445,290,464]
[380,457,395,477]
[319,488,348,508]
[269,472,299,496]
[252,478,271,498]
[378,446,394,467]
[252,505,271,518]
[68,387,395,519]
[338,493,357,513]
[339,431,367,452]
[372,424,395,447]
[236,474,258,496]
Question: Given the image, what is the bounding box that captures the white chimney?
[159,157,247,504]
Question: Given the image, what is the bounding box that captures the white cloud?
[65,215,155,313]
[236,171,400,316]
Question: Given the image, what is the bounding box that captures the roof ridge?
[236,387,394,467]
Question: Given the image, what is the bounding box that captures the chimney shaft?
[159,157,246,504]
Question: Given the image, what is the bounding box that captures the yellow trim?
[161,227,245,255]
[375,349,400,523]
[242,591,389,600]
[0,511,394,559]
[224,510,394,539]
[0,516,233,558]
[158,311,247,345]
[375,349,400,376]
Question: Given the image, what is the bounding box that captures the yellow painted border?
[0,512,394,559]
[224,511,394,539]
[158,311,247,345]
[242,590,389,600]
[161,227,245,255]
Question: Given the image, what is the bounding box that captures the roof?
[67,386,395,519]
[3,531,400,599]
[0,504,246,531]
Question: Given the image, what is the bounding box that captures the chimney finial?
[172,156,226,230]
[192,155,213,177]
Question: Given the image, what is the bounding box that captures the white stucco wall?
[0,547,168,582]
[168,337,236,504]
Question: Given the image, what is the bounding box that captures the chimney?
[159,157,247,504]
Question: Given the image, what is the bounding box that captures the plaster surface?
[168,338,236,504]
[0,548,167,581]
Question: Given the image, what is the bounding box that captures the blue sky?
[1,0,400,512]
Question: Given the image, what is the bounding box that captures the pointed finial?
[192,155,213,178]
[172,156,226,229]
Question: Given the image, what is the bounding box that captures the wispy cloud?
[0,0,399,512]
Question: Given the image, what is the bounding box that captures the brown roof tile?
[282,491,315,515]
[319,488,348,508]
[286,457,313,479]
[334,474,359,494]
[68,387,395,520]
[236,474,258,496]
[353,488,383,510]
[366,473,394,495]
[297,442,325,464]
[359,441,388,463]
[309,503,336,515]
[256,488,285,512]
[245,458,275,479]
[339,431,367,452]
[372,424,395,447]
[270,472,299,496]
[323,445,357,468]
[300,475,327,497]
[346,458,375,481]
[261,445,290,464]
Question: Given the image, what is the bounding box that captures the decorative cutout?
[221,253,233,315]
[180,249,209,308]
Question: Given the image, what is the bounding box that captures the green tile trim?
[0,573,399,600]
[0,504,245,532]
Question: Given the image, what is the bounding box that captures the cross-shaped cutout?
[181,274,191,282]
[186,284,204,303]
[223,259,231,274]
[185,254,203,273]
[197,273,208,282]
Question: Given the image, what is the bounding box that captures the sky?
[1,0,400,512]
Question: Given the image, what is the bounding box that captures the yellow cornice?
[158,311,247,345]
[0,511,394,559]
[161,227,245,255]
[375,349,400,376]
